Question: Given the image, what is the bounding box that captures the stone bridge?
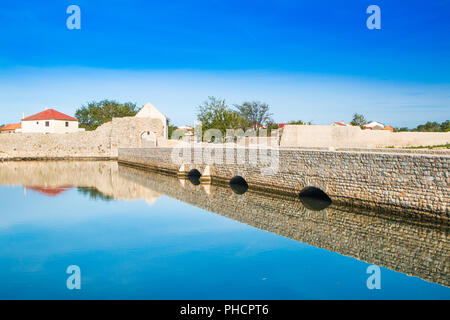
[118,147,450,217]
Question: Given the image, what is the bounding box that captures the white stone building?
[16,109,85,134]
[136,102,168,139]
[365,121,385,130]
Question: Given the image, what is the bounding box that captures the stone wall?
[280,125,450,148]
[118,146,450,217]
[0,116,165,159]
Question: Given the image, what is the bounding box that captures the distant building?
[331,122,348,127]
[136,102,168,139]
[178,125,194,131]
[278,123,290,129]
[383,126,394,132]
[16,109,85,134]
[1,123,21,134]
[177,125,194,137]
[364,121,385,130]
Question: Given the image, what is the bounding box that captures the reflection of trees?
[77,187,114,201]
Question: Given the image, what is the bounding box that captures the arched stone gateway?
[229,176,248,195]
[298,186,332,211]
[140,131,157,147]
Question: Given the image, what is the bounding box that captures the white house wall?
[20,120,82,133]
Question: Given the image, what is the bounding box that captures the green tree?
[350,113,367,127]
[440,120,450,132]
[75,99,140,130]
[167,119,178,139]
[414,121,442,132]
[265,121,280,135]
[394,127,409,132]
[288,120,312,125]
[235,101,273,131]
[197,97,248,138]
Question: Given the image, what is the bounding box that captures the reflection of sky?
[0,186,449,299]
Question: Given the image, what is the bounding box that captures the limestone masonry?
[280,125,450,148]
[0,116,165,159]
[1,110,449,218]
[118,147,450,218]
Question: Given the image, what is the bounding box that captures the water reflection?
[229,176,249,195]
[0,161,162,205]
[187,175,201,186]
[187,169,202,185]
[77,186,114,201]
[298,187,332,211]
[0,160,448,288]
[27,186,73,197]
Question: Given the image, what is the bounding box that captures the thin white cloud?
[0,67,448,128]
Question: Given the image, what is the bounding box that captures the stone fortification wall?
[0,116,165,159]
[280,125,450,148]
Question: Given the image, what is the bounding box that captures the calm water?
[0,161,448,300]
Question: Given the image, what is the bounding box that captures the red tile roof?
[22,109,78,121]
[1,123,21,131]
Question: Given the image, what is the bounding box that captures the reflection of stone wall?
[0,161,161,204]
[0,117,165,159]
[0,160,447,287]
[118,164,450,287]
[118,147,450,217]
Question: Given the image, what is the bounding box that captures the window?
[65,122,69,127]
[45,121,49,127]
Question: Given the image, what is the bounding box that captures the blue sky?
[0,0,449,127]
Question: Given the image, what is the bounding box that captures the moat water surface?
[0,161,448,299]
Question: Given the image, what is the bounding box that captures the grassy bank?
[385,143,450,150]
